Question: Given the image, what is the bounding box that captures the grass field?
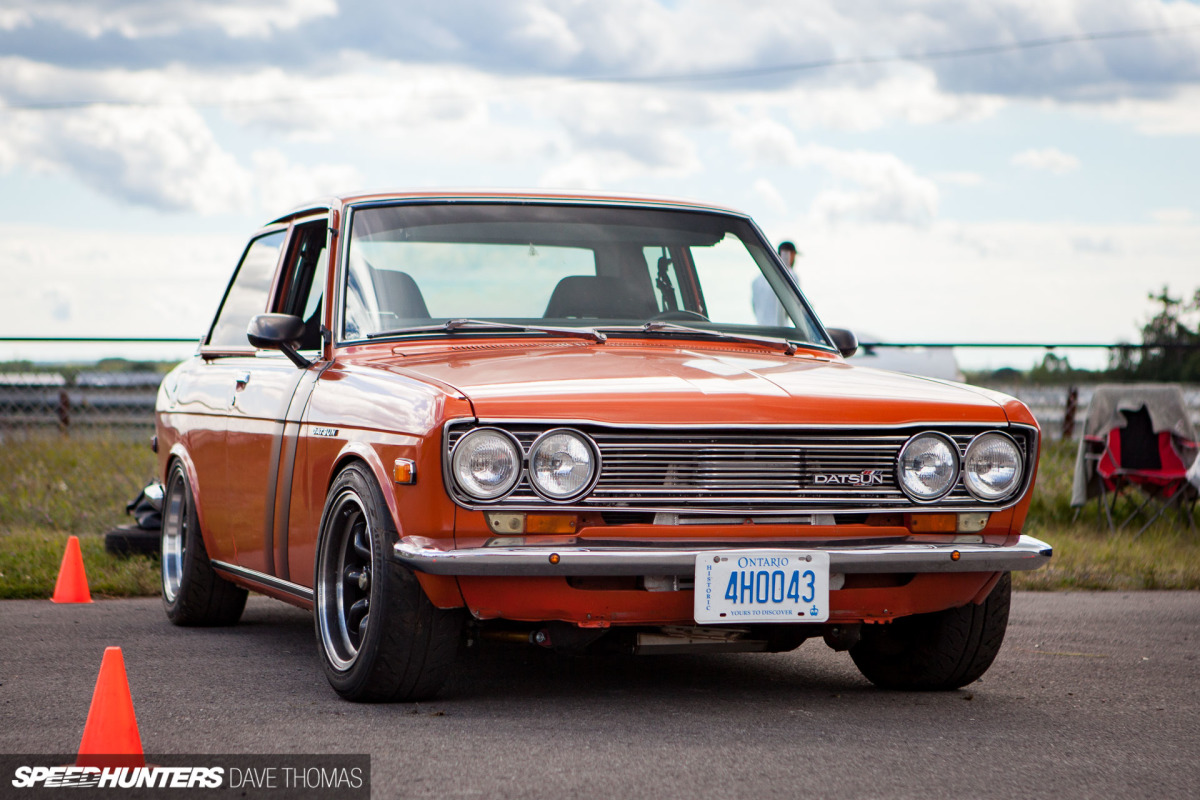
[0,431,1197,598]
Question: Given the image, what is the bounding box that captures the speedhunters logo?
[12,767,224,789]
[812,469,886,486]
[4,755,369,797]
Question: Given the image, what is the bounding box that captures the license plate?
[694,550,830,624]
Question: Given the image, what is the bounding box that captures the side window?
[275,222,327,351]
[207,231,286,348]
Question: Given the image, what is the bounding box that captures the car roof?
[266,189,747,226]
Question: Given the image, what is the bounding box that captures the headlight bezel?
[527,428,602,503]
[449,427,524,502]
[896,432,961,503]
[962,431,1024,502]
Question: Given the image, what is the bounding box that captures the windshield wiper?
[599,321,799,355]
[366,319,607,343]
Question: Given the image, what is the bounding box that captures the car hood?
[376,341,1011,426]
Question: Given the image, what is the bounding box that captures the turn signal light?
[484,513,579,535]
[393,459,416,484]
[527,514,578,534]
[908,514,957,533]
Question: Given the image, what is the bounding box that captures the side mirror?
[826,327,858,358]
[247,314,311,369]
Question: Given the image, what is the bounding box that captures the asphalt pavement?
[1,592,1197,799]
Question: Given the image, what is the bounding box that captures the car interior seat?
[544,276,654,319]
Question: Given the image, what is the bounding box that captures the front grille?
[445,422,1035,514]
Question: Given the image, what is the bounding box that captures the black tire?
[314,463,464,702]
[849,572,1011,691]
[161,462,248,626]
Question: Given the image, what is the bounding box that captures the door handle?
[235,372,251,390]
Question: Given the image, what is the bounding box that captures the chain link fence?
[0,371,161,433]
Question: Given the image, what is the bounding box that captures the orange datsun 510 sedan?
[155,190,1051,701]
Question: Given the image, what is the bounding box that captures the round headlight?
[451,428,522,501]
[528,429,598,501]
[963,432,1023,501]
[897,433,960,502]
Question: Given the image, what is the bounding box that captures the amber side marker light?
[549,553,561,565]
[393,459,416,484]
[951,551,961,562]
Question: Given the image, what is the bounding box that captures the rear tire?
[314,463,464,702]
[849,572,1011,690]
[161,462,247,627]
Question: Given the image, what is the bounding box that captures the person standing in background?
[752,241,799,327]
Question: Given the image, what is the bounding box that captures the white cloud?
[1150,207,1195,224]
[792,218,1200,368]
[934,172,984,187]
[251,150,363,212]
[1010,147,1081,174]
[752,178,788,216]
[0,9,30,32]
[6,0,337,39]
[781,69,1005,132]
[511,5,584,65]
[0,225,244,343]
[40,287,72,323]
[732,121,940,226]
[4,104,255,213]
[1096,86,1200,135]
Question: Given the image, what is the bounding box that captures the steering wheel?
[649,310,709,322]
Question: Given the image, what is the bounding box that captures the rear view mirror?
[826,328,858,358]
[247,314,311,369]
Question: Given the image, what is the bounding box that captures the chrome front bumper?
[394,535,1052,577]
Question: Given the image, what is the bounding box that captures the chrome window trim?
[200,225,290,357]
[211,560,314,603]
[442,419,1039,515]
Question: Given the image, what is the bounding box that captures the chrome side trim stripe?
[211,560,314,603]
[393,535,1052,577]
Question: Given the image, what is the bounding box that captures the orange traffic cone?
[51,535,92,604]
[77,647,145,768]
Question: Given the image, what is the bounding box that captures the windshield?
[341,202,828,348]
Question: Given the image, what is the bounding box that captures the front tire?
[161,462,247,626]
[849,572,1011,690]
[314,464,463,702]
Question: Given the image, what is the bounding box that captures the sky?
[1,0,1198,371]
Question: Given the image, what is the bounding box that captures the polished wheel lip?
[161,474,186,603]
[317,489,372,673]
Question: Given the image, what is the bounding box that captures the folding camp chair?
[1084,405,1197,536]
